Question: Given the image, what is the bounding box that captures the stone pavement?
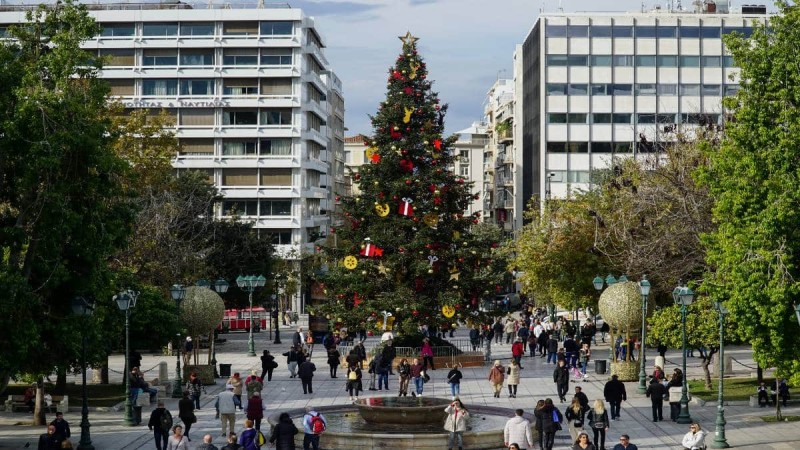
[0,322,798,449]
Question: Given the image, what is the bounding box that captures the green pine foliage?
[314,34,501,332]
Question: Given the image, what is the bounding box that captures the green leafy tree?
[315,34,502,333]
[701,1,800,387]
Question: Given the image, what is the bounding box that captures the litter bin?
[219,363,232,378]
[595,359,607,375]
[132,405,143,425]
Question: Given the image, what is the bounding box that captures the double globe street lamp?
[71,296,95,450]
[113,289,139,427]
[169,285,187,398]
[711,301,730,448]
[237,275,266,357]
[673,281,695,424]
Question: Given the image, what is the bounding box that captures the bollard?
[158,362,169,383]
[91,367,102,384]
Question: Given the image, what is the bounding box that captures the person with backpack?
[269,412,299,450]
[148,401,172,450]
[346,364,363,401]
[302,408,326,450]
[446,364,463,399]
[586,399,609,450]
[238,419,264,450]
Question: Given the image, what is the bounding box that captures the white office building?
[519,2,767,213]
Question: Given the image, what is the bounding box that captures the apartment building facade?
[519,3,765,214]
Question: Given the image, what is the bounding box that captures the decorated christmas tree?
[314,33,503,335]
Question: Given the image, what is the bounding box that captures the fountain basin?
[355,396,450,425]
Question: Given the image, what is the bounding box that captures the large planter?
[183,364,215,385]
[610,360,640,381]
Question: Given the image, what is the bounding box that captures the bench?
[749,394,798,408]
[5,395,68,413]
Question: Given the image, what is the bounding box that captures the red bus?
[217,307,269,333]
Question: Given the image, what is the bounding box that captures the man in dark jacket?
[354,341,367,369]
[573,386,590,411]
[546,334,559,365]
[563,335,579,368]
[553,359,570,402]
[645,378,667,422]
[382,340,397,375]
[49,412,71,445]
[37,424,59,450]
[603,374,627,420]
[492,319,504,344]
[297,359,316,394]
[147,401,170,450]
[580,321,596,348]
[469,327,481,351]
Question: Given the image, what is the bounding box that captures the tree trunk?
[54,367,67,395]
[776,395,783,421]
[33,377,45,426]
[757,365,763,384]
[207,331,213,363]
[101,363,109,384]
[701,348,717,390]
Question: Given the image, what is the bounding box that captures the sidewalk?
[0,324,797,449]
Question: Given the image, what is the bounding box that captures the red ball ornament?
[435,105,441,111]
[412,310,419,317]
[473,219,479,224]
[413,217,420,222]
[428,184,437,193]
[399,247,406,253]
[406,127,411,131]
[401,149,409,155]
[457,178,464,184]
[392,195,400,201]
[405,179,412,185]
[355,174,361,181]
[335,196,341,202]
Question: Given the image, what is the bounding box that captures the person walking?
[603,375,626,420]
[382,340,397,375]
[469,326,481,351]
[533,399,546,450]
[554,359,570,402]
[246,391,265,431]
[681,423,707,450]
[327,346,341,378]
[221,433,243,450]
[507,359,521,398]
[547,334,559,365]
[49,412,71,446]
[668,372,683,421]
[166,425,190,450]
[488,360,505,398]
[517,324,530,353]
[283,345,301,378]
[147,401,171,450]
[186,372,205,410]
[572,431,596,450]
[511,338,525,368]
[503,408,534,450]
[376,351,390,391]
[421,338,435,370]
[446,364,463,399]
[260,350,278,382]
[269,412,299,450]
[535,398,563,450]
[397,358,411,397]
[443,398,469,450]
[645,377,667,422]
[612,434,638,450]
[565,397,586,442]
[178,391,196,442]
[410,358,425,397]
[196,433,220,450]
[227,373,244,410]
[37,424,59,450]
[237,420,259,450]
[573,386,590,412]
[245,372,263,401]
[346,364,363,401]
[579,343,591,379]
[183,337,193,366]
[504,319,516,344]
[292,327,304,348]
[492,319,504,344]
[587,399,609,450]
[298,358,317,394]
[215,384,239,438]
[302,407,327,450]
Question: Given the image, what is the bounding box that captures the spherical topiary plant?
[598,281,654,380]
[181,286,225,368]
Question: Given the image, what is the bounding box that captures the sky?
[289,0,776,137]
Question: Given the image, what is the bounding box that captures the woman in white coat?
[444,398,469,450]
[506,359,521,398]
[682,422,707,450]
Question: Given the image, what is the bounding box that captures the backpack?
[256,430,267,446]
[159,409,173,433]
[551,409,560,423]
[310,413,326,434]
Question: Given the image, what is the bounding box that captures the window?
[568,84,588,95]
[261,138,293,156]
[636,26,657,38]
[568,25,589,37]
[568,55,588,65]
[612,55,634,66]
[591,84,610,95]
[613,113,632,124]
[613,25,633,37]
[180,22,214,36]
[546,55,568,66]
[260,200,292,216]
[658,84,678,95]
[658,55,678,67]
[546,25,567,37]
[680,55,700,67]
[107,79,135,96]
[180,109,215,126]
[459,150,469,161]
[546,83,568,95]
[680,26,701,38]
[261,169,292,186]
[306,112,324,131]
[306,199,320,216]
[222,200,258,216]
[223,21,258,36]
[260,21,293,36]
[593,142,612,152]
[261,48,293,65]
[701,84,721,96]
[222,169,258,186]
[261,109,292,126]
[700,27,721,38]
[223,109,258,126]
[681,113,718,125]
[567,142,589,153]
[567,113,587,123]
[612,142,632,153]
[637,113,657,124]
[306,83,324,102]
[592,113,612,124]
[723,26,753,38]
[263,78,293,96]
[179,138,214,155]
[724,85,740,96]
[143,49,178,66]
[180,49,213,66]
[100,23,134,37]
[636,55,657,67]
[611,84,632,95]
[223,49,258,66]
[268,229,293,244]
[142,79,178,96]
[591,55,613,66]
[680,84,701,95]
[459,165,469,176]
[657,26,678,38]
[569,171,592,183]
[546,142,567,153]
[636,83,657,95]
[590,25,613,37]
[701,56,721,67]
[223,79,258,96]
[307,141,324,159]
[723,55,736,67]
[142,23,177,36]
[99,49,134,66]
[548,113,567,124]
[222,140,257,156]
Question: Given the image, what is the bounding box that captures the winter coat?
[682,430,706,449]
[261,354,277,371]
[443,405,469,432]
[587,409,609,429]
[511,342,525,357]
[547,337,559,353]
[489,365,505,385]
[646,382,667,402]
[227,377,243,395]
[446,368,462,385]
[554,365,570,385]
[327,349,341,366]
[216,390,237,415]
[536,405,563,433]
[504,415,534,449]
[269,419,299,450]
[298,361,316,379]
[346,366,363,392]
[420,342,433,357]
[507,364,521,385]
[504,321,516,334]
[410,363,424,378]
[604,379,627,402]
[565,405,586,427]
[245,380,263,399]
[246,396,264,420]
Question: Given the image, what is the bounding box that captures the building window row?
[547,54,735,67]
[546,113,721,125]
[221,199,293,216]
[112,77,295,97]
[221,168,293,187]
[99,48,293,67]
[545,24,753,39]
[179,137,296,157]
[546,83,732,96]
[549,170,592,183]
[98,21,294,38]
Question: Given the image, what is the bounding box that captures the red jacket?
[512,342,524,357]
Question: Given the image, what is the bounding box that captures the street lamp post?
[237,275,266,357]
[71,297,95,450]
[209,279,229,377]
[673,282,694,424]
[712,301,730,448]
[637,275,651,394]
[113,289,139,427]
[593,274,619,361]
[169,285,187,398]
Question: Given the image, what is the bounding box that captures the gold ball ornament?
[423,213,439,228]
[365,147,378,159]
[374,181,379,186]
[393,126,400,131]
[375,203,391,217]
[343,255,358,270]
[598,281,653,331]
[434,189,440,195]
[362,270,368,275]
[442,305,456,318]
[428,269,434,274]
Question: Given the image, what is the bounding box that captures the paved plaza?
[1,322,798,449]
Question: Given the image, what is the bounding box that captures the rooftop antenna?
[558,0,563,12]
[677,0,683,10]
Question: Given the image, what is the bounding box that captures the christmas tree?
[314,32,503,335]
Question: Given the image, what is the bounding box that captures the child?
[757,381,770,407]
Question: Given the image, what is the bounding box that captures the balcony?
[497,128,513,143]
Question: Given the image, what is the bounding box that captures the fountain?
[268,397,536,449]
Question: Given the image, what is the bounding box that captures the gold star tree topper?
[399,31,419,47]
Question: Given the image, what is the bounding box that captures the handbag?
[189,413,197,424]
[422,371,430,383]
